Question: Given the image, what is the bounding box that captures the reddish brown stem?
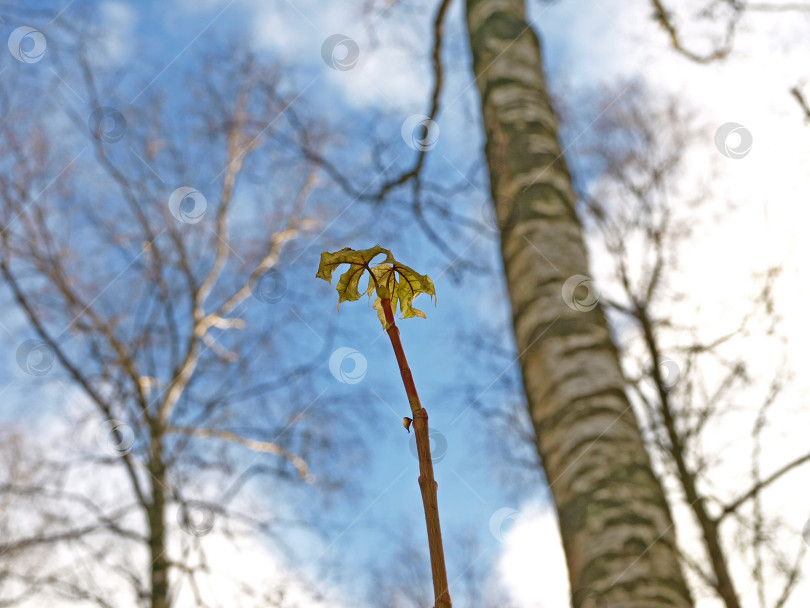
[381,297,452,608]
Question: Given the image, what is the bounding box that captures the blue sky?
[3,0,810,607]
[0,1,530,604]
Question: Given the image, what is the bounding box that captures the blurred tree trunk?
[149,433,169,608]
[464,1,694,606]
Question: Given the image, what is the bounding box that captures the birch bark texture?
[464,1,695,606]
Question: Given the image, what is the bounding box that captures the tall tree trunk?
[464,1,694,606]
[148,430,170,608]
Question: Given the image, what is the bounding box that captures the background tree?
[568,80,810,608]
[0,26,346,608]
[2,1,808,607]
[646,0,810,120]
[464,1,694,605]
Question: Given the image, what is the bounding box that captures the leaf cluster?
[316,245,436,328]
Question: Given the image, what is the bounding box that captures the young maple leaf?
[316,245,436,329]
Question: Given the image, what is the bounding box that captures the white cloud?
[1,398,347,608]
[247,0,430,109]
[97,1,138,64]
[496,503,570,608]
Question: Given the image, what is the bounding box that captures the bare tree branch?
[165,426,313,482]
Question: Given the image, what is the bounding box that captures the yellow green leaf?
[316,245,437,329]
[316,245,392,309]
[393,263,436,320]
